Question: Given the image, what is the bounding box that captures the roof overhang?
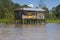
[14,8,45,11]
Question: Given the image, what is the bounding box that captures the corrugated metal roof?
[14,8,45,11]
[23,8,45,11]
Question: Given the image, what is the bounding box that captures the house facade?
[14,8,46,24]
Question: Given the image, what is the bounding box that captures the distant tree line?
[0,0,60,20]
[51,4,60,19]
[0,0,29,19]
[42,4,60,19]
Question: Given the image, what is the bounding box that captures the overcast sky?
[12,0,60,10]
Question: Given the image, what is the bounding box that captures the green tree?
[0,0,14,19]
[51,7,56,18]
[42,7,49,19]
[0,0,30,20]
[13,3,21,9]
[22,5,29,8]
[56,4,60,18]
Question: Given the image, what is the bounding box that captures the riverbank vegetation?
[0,0,60,23]
[46,19,60,23]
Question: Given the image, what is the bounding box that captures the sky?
[12,0,60,10]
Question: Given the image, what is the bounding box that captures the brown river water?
[0,23,60,40]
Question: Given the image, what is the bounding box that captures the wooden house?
[14,8,46,24]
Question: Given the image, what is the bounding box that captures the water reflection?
[0,23,60,40]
